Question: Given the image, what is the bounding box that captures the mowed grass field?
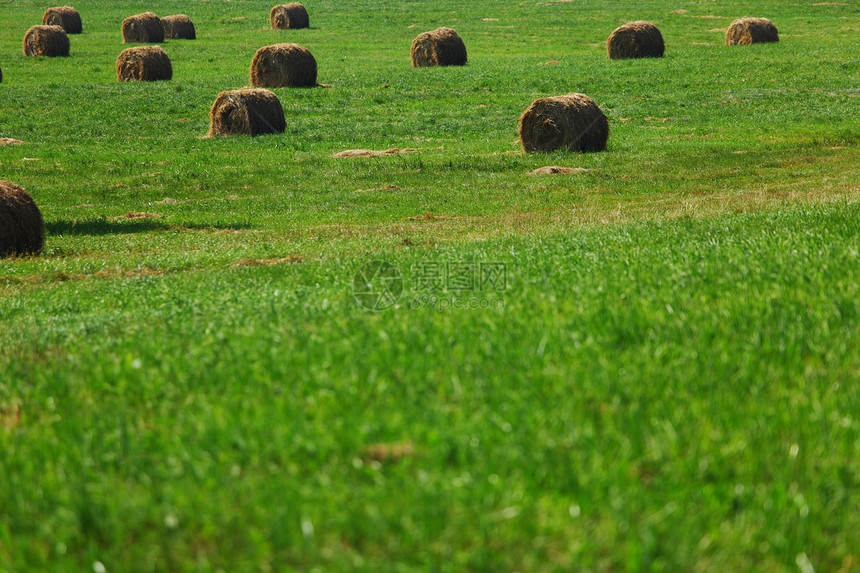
[2,0,859,571]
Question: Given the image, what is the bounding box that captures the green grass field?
[2,0,859,571]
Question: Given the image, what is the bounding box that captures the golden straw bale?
[208,89,286,137]
[607,21,665,59]
[42,6,82,34]
[270,3,309,29]
[726,18,779,45]
[250,43,317,88]
[116,46,172,82]
[0,180,45,257]
[161,14,196,39]
[411,27,467,67]
[518,94,609,153]
[122,12,164,43]
[22,25,69,57]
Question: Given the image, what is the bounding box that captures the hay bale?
[411,27,467,67]
[22,25,69,57]
[726,18,779,45]
[270,3,309,29]
[122,12,164,43]
[607,21,664,59]
[42,6,82,34]
[116,46,172,82]
[161,14,196,39]
[208,89,286,137]
[249,43,317,88]
[0,180,45,258]
[518,94,609,153]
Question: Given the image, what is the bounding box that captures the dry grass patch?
[354,185,404,193]
[108,212,163,221]
[231,255,305,268]
[0,404,22,432]
[529,166,591,175]
[361,442,417,463]
[334,147,418,158]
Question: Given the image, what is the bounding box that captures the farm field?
[1,0,859,571]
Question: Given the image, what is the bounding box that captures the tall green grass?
[1,0,859,571]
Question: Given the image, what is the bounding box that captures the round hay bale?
[0,180,45,258]
[518,94,609,153]
[726,18,779,45]
[249,43,317,88]
[42,6,82,34]
[116,46,172,82]
[208,89,286,137]
[607,21,664,59]
[270,3,309,29]
[411,27,467,67]
[22,25,69,57]
[161,14,196,40]
[122,12,164,44]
